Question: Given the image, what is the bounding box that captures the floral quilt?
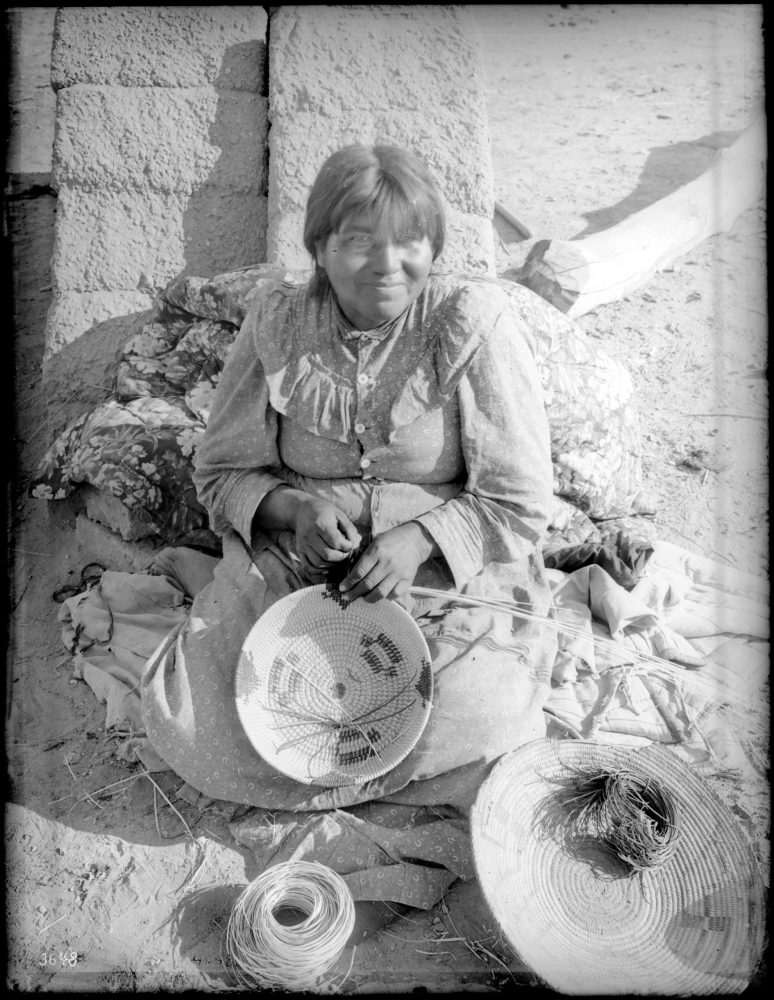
[31,265,652,547]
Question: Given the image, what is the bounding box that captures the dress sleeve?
[413,296,553,589]
[192,298,285,545]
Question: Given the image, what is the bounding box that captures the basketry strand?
[471,738,764,996]
[236,585,433,786]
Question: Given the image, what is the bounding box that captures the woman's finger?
[311,543,351,564]
[337,515,362,550]
[340,560,400,604]
[361,574,402,604]
[317,514,358,552]
[339,548,378,594]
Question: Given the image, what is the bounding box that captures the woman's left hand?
[339,522,437,603]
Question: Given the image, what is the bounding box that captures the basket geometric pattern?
[236,585,433,787]
[471,739,764,996]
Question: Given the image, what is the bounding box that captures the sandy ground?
[5,5,768,994]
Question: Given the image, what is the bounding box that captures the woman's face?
[317,212,434,330]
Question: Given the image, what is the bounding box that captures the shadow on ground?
[574,128,743,238]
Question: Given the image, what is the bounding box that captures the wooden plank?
[516,115,766,317]
[494,200,533,239]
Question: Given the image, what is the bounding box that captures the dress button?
[354,422,366,434]
[357,373,369,386]
[360,458,371,469]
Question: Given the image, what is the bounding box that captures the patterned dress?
[140,273,558,810]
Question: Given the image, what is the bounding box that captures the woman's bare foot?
[149,547,219,599]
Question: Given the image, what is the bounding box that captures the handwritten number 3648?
[39,951,79,967]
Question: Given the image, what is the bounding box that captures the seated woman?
[141,144,558,811]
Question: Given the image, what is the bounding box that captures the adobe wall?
[43,6,268,433]
[267,5,495,275]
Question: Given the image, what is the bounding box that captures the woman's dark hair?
[303,144,446,293]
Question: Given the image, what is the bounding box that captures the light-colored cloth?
[633,539,770,640]
[58,571,189,693]
[57,571,189,764]
[544,541,770,782]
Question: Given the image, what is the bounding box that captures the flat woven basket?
[471,738,764,996]
[236,585,433,787]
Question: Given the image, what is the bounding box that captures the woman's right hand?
[292,496,361,579]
